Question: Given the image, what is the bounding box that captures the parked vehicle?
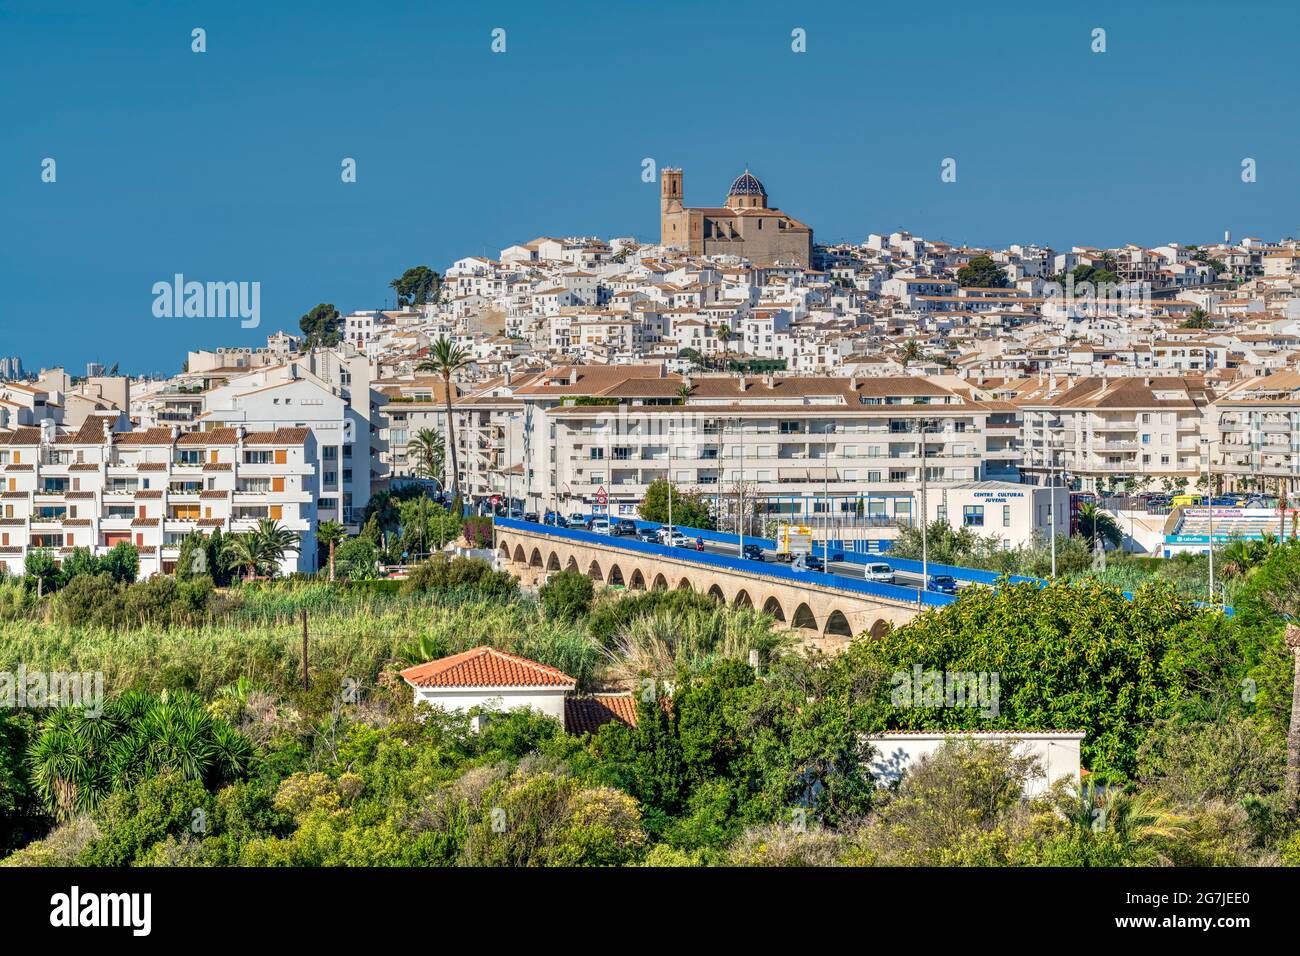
[587,518,611,535]
[741,543,765,561]
[863,562,894,584]
[568,512,587,527]
[927,574,958,594]
[612,519,638,537]
[522,511,539,524]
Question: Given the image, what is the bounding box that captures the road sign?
[596,486,608,506]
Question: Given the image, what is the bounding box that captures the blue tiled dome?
[728,170,766,197]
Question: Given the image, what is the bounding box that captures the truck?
[775,524,813,562]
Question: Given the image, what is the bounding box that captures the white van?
[864,562,894,584]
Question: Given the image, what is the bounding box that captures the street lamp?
[1202,435,1215,604]
[918,417,936,587]
[822,421,834,575]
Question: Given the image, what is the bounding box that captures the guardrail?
[495,517,955,608]
[503,516,1234,615]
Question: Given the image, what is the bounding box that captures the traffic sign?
[595,486,608,506]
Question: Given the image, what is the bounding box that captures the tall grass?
[0,581,613,697]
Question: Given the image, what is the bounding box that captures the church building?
[659,167,814,268]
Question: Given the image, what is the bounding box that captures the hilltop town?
[2,167,1299,576]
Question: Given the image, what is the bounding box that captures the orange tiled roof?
[564,694,639,735]
[400,646,576,689]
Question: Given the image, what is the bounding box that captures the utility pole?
[301,608,309,691]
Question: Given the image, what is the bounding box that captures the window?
[963,505,985,527]
[1003,504,1011,527]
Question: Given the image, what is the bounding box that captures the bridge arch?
[608,564,625,587]
[869,618,891,639]
[629,568,646,590]
[762,596,786,622]
[823,609,853,639]
[733,588,753,609]
[513,544,526,564]
[529,548,543,568]
[652,573,668,591]
[791,602,818,631]
[588,560,604,582]
[498,542,511,563]
[566,556,579,572]
[707,584,726,604]
[677,577,692,590]
[546,551,561,571]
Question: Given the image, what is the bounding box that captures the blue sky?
[2,0,1297,374]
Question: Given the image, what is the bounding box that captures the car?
[793,554,824,572]
[1209,496,1236,507]
[568,512,587,527]
[863,562,894,584]
[611,519,638,537]
[543,511,566,527]
[587,518,611,535]
[636,528,660,543]
[507,508,524,520]
[522,511,539,524]
[741,543,765,561]
[773,551,795,563]
[927,575,958,594]
[655,525,678,543]
[664,532,691,548]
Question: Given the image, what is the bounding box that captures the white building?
[866,731,1084,797]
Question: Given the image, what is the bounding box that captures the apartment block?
[0,417,317,578]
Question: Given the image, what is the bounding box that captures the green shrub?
[402,555,517,600]
[539,570,594,621]
[54,573,125,627]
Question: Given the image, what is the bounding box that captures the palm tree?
[223,519,301,580]
[717,325,733,370]
[899,339,924,369]
[317,521,346,582]
[27,690,255,822]
[676,383,693,404]
[1078,501,1122,551]
[416,337,473,505]
[406,427,446,483]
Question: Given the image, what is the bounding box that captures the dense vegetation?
[0,534,1297,867]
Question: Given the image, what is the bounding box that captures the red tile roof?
[400,646,576,689]
[564,694,639,735]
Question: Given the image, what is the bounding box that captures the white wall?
[866,732,1083,797]
[411,686,569,725]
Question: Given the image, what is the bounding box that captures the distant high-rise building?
[0,356,25,379]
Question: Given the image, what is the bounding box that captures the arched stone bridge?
[494,520,924,645]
